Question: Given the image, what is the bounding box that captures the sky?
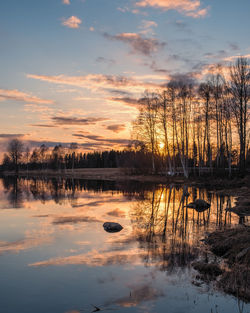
[0,0,250,154]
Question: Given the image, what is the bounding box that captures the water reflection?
[0,176,154,208]
[2,176,24,208]
[0,177,242,263]
[0,177,249,313]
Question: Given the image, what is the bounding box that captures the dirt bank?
[191,174,250,302]
[206,226,250,301]
[192,227,250,302]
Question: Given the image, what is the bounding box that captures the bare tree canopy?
[7,138,24,172]
[131,57,250,177]
[229,57,250,173]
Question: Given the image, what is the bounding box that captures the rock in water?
[186,199,210,212]
[103,222,123,233]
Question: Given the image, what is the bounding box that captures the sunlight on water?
[0,177,249,313]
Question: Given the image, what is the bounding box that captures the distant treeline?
[0,141,158,173]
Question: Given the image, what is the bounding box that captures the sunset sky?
[0,0,249,154]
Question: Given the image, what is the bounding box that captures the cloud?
[146,60,170,74]
[52,116,108,125]
[0,133,25,138]
[30,124,57,128]
[72,133,131,146]
[223,53,250,62]
[186,7,208,18]
[23,139,123,151]
[104,32,166,56]
[135,0,209,18]
[96,57,116,65]
[0,89,54,105]
[139,20,158,35]
[62,0,70,4]
[27,73,160,94]
[106,124,126,133]
[109,97,140,108]
[167,72,197,84]
[62,16,82,29]
[140,20,157,29]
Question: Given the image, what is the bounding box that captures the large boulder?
[103,222,123,233]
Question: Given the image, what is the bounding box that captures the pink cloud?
[27,73,162,94]
[0,88,54,105]
[135,0,209,18]
[62,16,82,29]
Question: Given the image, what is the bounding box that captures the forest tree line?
[0,57,250,177]
[0,140,157,173]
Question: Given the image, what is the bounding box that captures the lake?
[0,177,249,313]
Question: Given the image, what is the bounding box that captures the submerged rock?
[103,222,123,233]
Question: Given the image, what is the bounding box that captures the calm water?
[0,177,249,313]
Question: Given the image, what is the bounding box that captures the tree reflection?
[0,177,156,207]
[2,176,24,208]
[0,176,240,273]
[129,186,236,272]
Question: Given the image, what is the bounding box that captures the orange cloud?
[27,73,162,94]
[62,0,70,4]
[223,53,250,62]
[62,16,82,29]
[0,89,54,105]
[135,0,209,18]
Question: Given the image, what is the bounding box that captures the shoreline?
[1,167,249,188]
[0,168,191,185]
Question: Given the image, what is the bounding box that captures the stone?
[186,199,210,212]
[103,222,123,233]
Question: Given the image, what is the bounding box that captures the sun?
[159,142,164,149]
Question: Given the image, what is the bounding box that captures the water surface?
[0,177,249,313]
